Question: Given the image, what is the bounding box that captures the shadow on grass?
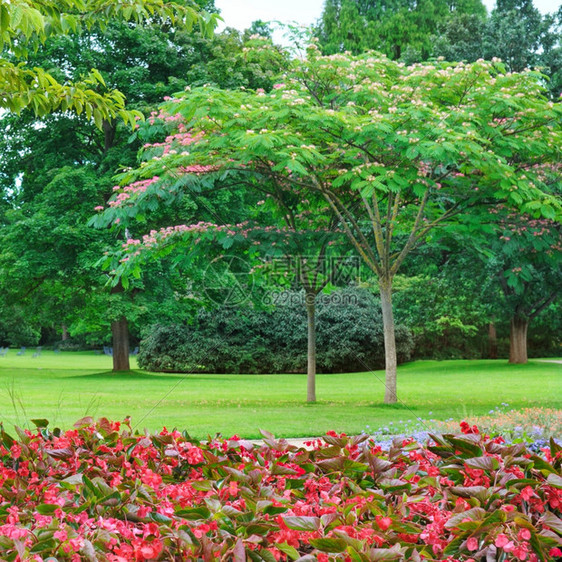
[68,370,237,382]
[369,403,418,410]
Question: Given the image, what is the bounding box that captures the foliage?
[392,266,489,360]
[432,0,562,99]
[0,306,41,347]
[138,288,414,374]
[0,417,561,560]
[0,0,216,123]
[485,210,561,324]
[316,0,487,60]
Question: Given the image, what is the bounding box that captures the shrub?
[138,288,414,374]
[0,418,560,561]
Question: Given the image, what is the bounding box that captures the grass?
[0,351,560,438]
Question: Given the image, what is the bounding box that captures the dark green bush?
[138,288,414,374]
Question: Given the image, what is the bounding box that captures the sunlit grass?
[0,351,560,438]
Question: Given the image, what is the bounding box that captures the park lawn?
[0,351,560,438]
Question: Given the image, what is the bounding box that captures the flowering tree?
[93,109,353,399]
[98,47,562,402]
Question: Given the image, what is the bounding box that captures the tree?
[433,0,562,99]
[0,0,215,120]
[93,112,350,400]
[485,209,561,364]
[316,0,486,60]
[95,48,562,402]
[0,0,220,369]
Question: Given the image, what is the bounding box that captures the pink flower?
[10,443,22,459]
[54,529,68,542]
[495,533,510,548]
[187,446,204,465]
[518,528,531,541]
[466,537,478,551]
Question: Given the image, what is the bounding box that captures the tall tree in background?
[0,17,287,369]
[485,210,561,364]
[433,0,562,98]
[316,0,486,60]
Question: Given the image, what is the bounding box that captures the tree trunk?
[379,278,397,404]
[488,322,497,359]
[61,324,69,341]
[111,316,130,371]
[305,291,317,403]
[103,119,117,152]
[509,316,528,364]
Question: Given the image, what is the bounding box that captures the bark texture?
[111,316,130,371]
[305,291,317,403]
[508,316,528,364]
[379,278,397,404]
[488,322,497,360]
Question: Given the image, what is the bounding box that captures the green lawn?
[0,351,560,438]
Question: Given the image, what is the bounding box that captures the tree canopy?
[0,0,217,123]
[316,0,487,60]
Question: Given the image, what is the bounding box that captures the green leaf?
[529,455,557,474]
[31,418,49,428]
[0,6,9,34]
[175,506,211,520]
[263,504,288,516]
[30,538,56,553]
[546,473,562,489]
[309,538,347,553]
[444,436,483,457]
[276,542,300,560]
[444,507,486,529]
[282,516,320,531]
[35,504,58,515]
[150,512,172,524]
[93,108,103,129]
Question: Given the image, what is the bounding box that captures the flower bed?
[0,418,561,561]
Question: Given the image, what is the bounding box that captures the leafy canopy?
[99,47,562,283]
[0,0,218,124]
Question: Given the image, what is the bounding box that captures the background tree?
[0,0,214,119]
[433,0,562,98]
[98,48,561,402]
[316,0,486,60]
[484,210,561,364]
[0,3,288,370]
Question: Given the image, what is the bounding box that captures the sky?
[215,0,561,40]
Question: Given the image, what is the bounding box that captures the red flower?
[375,516,392,531]
[138,538,163,560]
[520,486,535,501]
